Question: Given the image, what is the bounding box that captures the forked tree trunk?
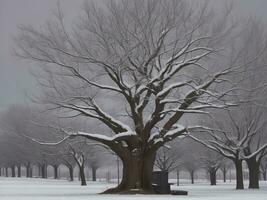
[73,156,86,185]
[103,151,156,194]
[246,157,260,189]
[17,165,21,177]
[65,161,74,181]
[235,159,244,189]
[64,161,74,181]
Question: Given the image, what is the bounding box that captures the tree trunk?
[190,170,194,184]
[263,170,266,181]
[221,167,227,182]
[38,164,41,177]
[79,165,87,186]
[11,166,16,177]
[5,167,9,177]
[176,170,179,186]
[0,168,1,176]
[17,165,21,177]
[26,163,31,178]
[68,166,74,181]
[235,159,244,189]
[103,151,156,194]
[209,168,217,185]
[41,163,47,178]
[26,167,31,178]
[29,167,33,178]
[53,165,58,179]
[92,166,97,181]
[246,157,260,189]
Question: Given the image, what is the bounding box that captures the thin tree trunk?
[176,170,179,186]
[68,166,74,181]
[11,166,16,177]
[38,164,41,177]
[53,165,58,179]
[5,167,8,177]
[263,170,266,181]
[190,170,194,184]
[0,167,1,176]
[29,166,33,178]
[235,159,244,189]
[41,163,47,178]
[92,166,97,181]
[221,167,227,182]
[26,163,30,178]
[246,157,260,189]
[17,165,21,177]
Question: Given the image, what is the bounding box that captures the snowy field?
[0,178,267,200]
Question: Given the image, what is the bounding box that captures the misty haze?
[1,0,267,199]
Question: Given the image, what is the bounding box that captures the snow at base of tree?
[0,178,266,200]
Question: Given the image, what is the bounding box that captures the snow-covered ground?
[0,177,266,200]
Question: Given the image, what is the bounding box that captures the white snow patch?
[0,178,267,200]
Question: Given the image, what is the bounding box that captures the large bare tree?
[14,0,263,193]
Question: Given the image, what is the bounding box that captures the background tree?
[0,105,42,178]
[181,140,202,184]
[154,140,182,172]
[86,145,107,182]
[219,159,232,183]
[199,148,224,185]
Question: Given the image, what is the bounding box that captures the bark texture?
[246,157,260,189]
[235,160,244,189]
[79,165,87,186]
[103,150,156,194]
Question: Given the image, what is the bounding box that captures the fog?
[0,0,267,111]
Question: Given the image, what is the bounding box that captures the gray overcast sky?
[1,0,267,111]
